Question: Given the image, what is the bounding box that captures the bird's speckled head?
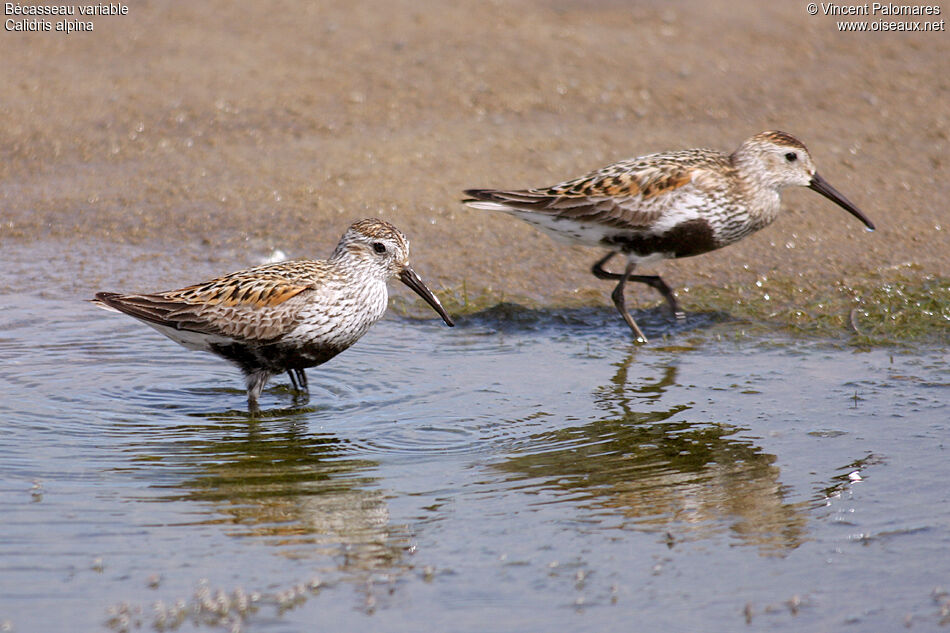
[330,218,454,326]
[732,131,874,230]
[731,131,818,189]
[331,218,411,278]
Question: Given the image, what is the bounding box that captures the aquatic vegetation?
[400,268,948,346]
[682,268,948,345]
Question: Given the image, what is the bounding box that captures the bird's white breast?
[649,192,708,233]
[287,277,389,349]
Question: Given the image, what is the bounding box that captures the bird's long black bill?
[809,173,875,231]
[399,268,455,327]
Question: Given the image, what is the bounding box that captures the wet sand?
[1,0,946,304]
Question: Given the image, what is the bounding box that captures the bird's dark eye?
[785,152,798,162]
[371,242,387,254]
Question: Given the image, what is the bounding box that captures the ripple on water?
[0,297,458,421]
[451,303,728,339]
[349,420,486,455]
[2,290,950,632]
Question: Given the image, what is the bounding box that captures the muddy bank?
[0,0,946,316]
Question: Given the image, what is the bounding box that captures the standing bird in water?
[92,219,454,410]
[463,131,875,342]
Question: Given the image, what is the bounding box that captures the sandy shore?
[1,0,946,305]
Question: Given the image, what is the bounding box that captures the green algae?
[681,269,948,346]
[396,269,948,347]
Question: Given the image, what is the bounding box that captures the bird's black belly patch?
[210,342,267,375]
[602,218,718,259]
[209,341,344,375]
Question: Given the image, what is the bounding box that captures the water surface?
[0,295,947,632]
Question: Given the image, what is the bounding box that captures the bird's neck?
[730,155,783,231]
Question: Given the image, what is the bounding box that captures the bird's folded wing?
[465,164,702,230]
[94,274,313,342]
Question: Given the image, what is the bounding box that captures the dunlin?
[92,218,454,410]
[464,131,875,341]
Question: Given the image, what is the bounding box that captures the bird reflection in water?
[497,347,809,555]
[149,415,408,572]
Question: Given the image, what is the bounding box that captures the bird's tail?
[89,292,124,313]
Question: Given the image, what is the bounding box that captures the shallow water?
[0,294,947,632]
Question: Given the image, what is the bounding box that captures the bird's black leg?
[245,371,270,413]
[591,251,621,280]
[611,261,649,343]
[592,252,682,320]
[627,275,684,320]
[283,369,309,405]
[294,369,309,394]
